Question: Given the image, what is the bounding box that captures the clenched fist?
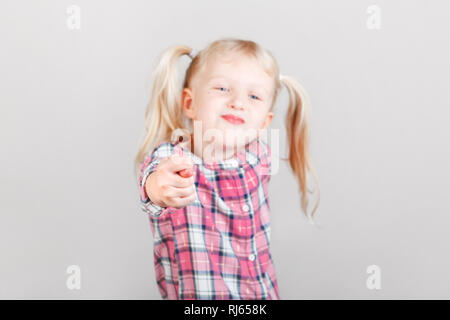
[145,154,196,209]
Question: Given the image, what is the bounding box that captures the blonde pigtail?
[280,75,321,227]
[134,45,195,179]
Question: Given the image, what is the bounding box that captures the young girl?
[134,38,320,300]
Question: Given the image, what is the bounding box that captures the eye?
[250,94,260,100]
[216,87,228,92]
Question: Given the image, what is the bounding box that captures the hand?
[145,154,196,209]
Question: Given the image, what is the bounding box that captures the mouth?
[220,114,245,125]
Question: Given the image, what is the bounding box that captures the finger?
[172,193,197,208]
[170,174,195,188]
[167,185,195,198]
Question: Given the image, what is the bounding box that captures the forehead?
[200,54,273,91]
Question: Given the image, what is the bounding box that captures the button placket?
[229,159,239,168]
[236,166,260,285]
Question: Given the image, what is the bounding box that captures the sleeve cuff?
[138,142,179,218]
[140,200,166,217]
[140,160,166,216]
[139,160,179,218]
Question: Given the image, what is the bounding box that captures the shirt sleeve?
[138,142,176,218]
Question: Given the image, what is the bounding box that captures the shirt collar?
[173,138,260,170]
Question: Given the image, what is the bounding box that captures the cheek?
[196,98,221,118]
[193,104,220,127]
[247,110,266,128]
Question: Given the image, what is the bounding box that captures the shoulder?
[149,141,176,160]
[139,141,175,174]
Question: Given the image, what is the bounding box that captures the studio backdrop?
[1,0,449,299]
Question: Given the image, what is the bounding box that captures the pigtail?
[280,75,321,226]
[134,45,194,180]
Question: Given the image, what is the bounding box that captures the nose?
[228,94,245,110]
[229,102,244,110]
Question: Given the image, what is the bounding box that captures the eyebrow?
[207,76,270,96]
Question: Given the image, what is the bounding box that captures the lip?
[221,114,245,125]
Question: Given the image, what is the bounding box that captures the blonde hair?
[134,37,320,225]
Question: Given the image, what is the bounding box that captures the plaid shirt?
[138,137,280,300]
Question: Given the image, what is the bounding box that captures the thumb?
[167,154,194,173]
[178,168,193,178]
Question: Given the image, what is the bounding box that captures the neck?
[190,133,238,162]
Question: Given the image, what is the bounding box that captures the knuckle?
[170,154,183,165]
[161,192,170,201]
[172,199,183,209]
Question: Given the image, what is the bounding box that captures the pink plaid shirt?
[138,137,280,300]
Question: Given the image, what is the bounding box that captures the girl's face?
[182,53,274,161]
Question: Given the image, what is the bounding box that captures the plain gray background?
[1,0,449,299]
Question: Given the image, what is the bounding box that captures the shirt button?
[230,159,238,168]
[242,204,249,212]
[248,254,256,261]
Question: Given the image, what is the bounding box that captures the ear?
[261,111,274,130]
[182,88,195,119]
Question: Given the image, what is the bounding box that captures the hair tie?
[188,49,198,59]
